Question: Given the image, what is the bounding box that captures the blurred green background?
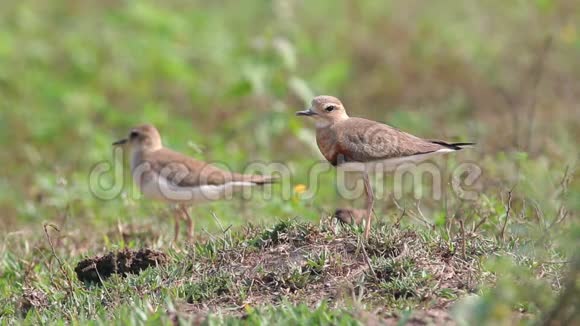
[0,0,579,324]
[1,0,577,233]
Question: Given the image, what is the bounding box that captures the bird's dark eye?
[129,131,139,139]
[325,105,336,112]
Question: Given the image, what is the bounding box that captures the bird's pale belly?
[135,171,256,204]
[337,149,454,173]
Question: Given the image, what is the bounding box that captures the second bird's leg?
[173,207,182,243]
[179,204,195,240]
[362,172,374,238]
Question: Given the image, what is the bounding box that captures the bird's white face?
[296,95,349,127]
[113,125,162,152]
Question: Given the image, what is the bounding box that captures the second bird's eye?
[129,131,139,139]
[325,105,336,112]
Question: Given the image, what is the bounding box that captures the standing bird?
[296,96,474,238]
[113,124,274,241]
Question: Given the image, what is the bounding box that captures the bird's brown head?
[113,124,162,152]
[296,95,349,127]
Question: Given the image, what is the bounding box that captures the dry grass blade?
[500,190,513,242]
[43,223,77,302]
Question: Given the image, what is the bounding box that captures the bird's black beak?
[112,138,128,146]
[296,108,317,116]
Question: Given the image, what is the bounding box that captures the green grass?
[2,218,574,324]
[1,0,579,324]
[0,220,488,323]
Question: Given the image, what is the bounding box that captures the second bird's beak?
[112,138,128,146]
[296,108,317,116]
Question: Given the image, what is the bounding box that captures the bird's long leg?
[362,172,374,238]
[173,207,181,243]
[180,204,194,241]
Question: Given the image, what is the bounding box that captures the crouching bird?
[297,96,474,238]
[113,124,275,241]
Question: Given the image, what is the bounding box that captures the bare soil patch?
[75,248,168,283]
[177,219,496,319]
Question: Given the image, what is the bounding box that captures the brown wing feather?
[143,148,273,188]
[334,118,445,163]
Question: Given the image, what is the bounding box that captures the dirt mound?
[176,219,496,318]
[75,248,168,284]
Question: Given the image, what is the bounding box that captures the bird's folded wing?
[144,148,271,188]
[336,118,444,163]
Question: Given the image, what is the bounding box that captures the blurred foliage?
[0,0,578,324]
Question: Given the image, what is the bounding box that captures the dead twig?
[549,165,572,229]
[558,165,571,191]
[394,208,406,228]
[459,219,467,259]
[472,212,489,233]
[500,190,513,242]
[415,201,435,229]
[359,237,376,279]
[43,224,76,298]
[550,209,569,229]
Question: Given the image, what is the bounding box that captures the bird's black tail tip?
[449,142,476,150]
[430,140,476,150]
[253,176,279,185]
